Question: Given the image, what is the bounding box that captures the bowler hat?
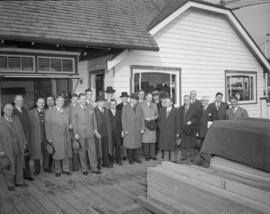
[72,140,81,151]
[105,86,116,93]
[183,124,194,136]
[120,92,129,98]
[130,93,138,100]
[0,156,10,170]
[96,95,105,102]
[46,144,55,155]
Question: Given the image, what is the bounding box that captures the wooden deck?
[0,159,161,214]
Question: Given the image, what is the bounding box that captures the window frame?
[130,65,181,107]
[0,54,35,73]
[225,70,257,105]
[37,56,75,74]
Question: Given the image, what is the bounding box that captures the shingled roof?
[0,0,169,51]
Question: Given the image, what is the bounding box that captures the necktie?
[101,108,104,113]
[60,108,63,113]
[166,109,170,118]
[216,102,220,110]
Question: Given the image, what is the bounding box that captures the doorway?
[95,73,105,98]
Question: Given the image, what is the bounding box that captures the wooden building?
[0,0,269,118]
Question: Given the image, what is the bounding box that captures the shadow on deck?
[0,159,161,214]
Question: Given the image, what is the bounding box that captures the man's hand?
[74,134,79,140]
[121,131,125,138]
[176,134,180,138]
[69,124,73,129]
[0,151,5,158]
[186,121,192,125]
[94,131,102,139]
[196,133,199,137]
[124,131,128,135]
[141,129,145,134]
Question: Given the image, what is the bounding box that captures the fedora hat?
[46,144,55,155]
[130,93,138,100]
[96,95,105,102]
[0,156,10,170]
[72,140,81,151]
[120,92,129,98]
[105,86,116,93]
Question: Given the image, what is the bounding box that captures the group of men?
[0,86,249,191]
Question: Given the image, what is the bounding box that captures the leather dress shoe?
[63,171,72,176]
[150,157,157,160]
[83,171,88,175]
[8,186,15,191]
[55,173,61,177]
[25,177,34,181]
[134,160,142,164]
[117,161,123,165]
[15,183,28,188]
[128,160,134,164]
[92,170,102,174]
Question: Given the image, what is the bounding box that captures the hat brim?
[105,90,116,93]
[120,95,129,97]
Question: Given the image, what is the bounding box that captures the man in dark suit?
[95,96,113,168]
[117,92,129,161]
[13,95,34,181]
[209,92,229,120]
[109,99,123,165]
[178,95,201,160]
[197,96,218,150]
[152,91,162,155]
[190,90,202,110]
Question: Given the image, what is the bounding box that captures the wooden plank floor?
[0,159,161,214]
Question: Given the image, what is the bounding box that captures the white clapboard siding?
[111,8,264,117]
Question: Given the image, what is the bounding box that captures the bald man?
[0,104,28,191]
[13,95,33,181]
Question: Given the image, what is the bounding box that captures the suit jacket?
[45,106,72,160]
[13,106,31,145]
[28,108,47,160]
[94,107,112,155]
[198,106,218,138]
[178,104,201,148]
[209,101,229,120]
[226,106,249,120]
[0,116,26,175]
[109,109,122,138]
[71,104,97,139]
[121,103,144,149]
[158,107,179,151]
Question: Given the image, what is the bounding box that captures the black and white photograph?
[0,0,270,213]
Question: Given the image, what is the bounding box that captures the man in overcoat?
[121,93,145,164]
[0,104,28,191]
[226,96,249,120]
[158,97,180,161]
[71,93,101,175]
[95,96,113,168]
[45,95,72,177]
[178,95,201,160]
[12,95,33,181]
[28,98,51,175]
[209,92,229,120]
[109,99,123,165]
[141,93,158,161]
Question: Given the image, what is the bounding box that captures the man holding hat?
[121,93,145,164]
[104,86,116,109]
[95,95,113,168]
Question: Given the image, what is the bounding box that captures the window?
[225,71,257,104]
[0,55,34,72]
[37,57,74,73]
[131,65,181,106]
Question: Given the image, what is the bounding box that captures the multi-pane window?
[225,71,257,104]
[0,55,34,72]
[37,57,74,73]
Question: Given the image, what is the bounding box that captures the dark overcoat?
[178,105,200,149]
[209,101,229,120]
[158,107,179,151]
[45,106,72,160]
[198,106,218,138]
[0,116,26,175]
[28,108,47,160]
[121,103,145,149]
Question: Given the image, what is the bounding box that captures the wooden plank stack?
[146,161,270,214]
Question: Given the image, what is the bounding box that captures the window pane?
[38,58,50,71]
[226,73,255,102]
[134,73,140,92]
[8,56,21,70]
[21,57,34,71]
[62,59,73,72]
[0,56,7,70]
[51,59,61,72]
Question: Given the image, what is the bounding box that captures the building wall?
[111,8,265,117]
[73,61,88,94]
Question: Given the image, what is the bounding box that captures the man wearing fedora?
[95,95,113,168]
[0,104,28,191]
[117,92,129,161]
[178,95,201,160]
[121,93,145,164]
[104,86,116,109]
[71,93,101,175]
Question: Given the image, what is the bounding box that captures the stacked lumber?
[146,161,270,214]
